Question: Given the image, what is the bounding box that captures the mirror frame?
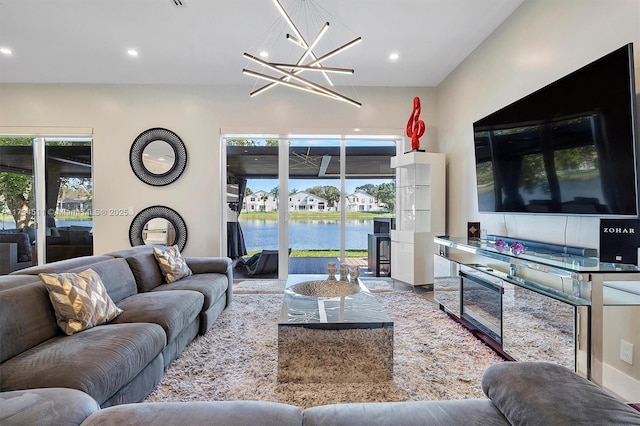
[129,205,188,251]
[130,127,187,186]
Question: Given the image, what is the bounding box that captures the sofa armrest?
[185,257,232,274]
[482,362,640,425]
[185,257,234,307]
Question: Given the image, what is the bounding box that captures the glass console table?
[434,236,640,402]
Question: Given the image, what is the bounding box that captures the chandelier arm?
[295,22,333,85]
[273,0,333,85]
[273,64,354,74]
[243,69,361,108]
[246,36,362,96]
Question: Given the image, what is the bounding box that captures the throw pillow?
[39,269,123,335]
[153,245,193,283]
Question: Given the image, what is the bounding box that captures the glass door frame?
[221,131,403,280]
[0,127,93,265]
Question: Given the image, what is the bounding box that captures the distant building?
[345,190,384,212]
[288,191,327,211]
[243,190,277,212]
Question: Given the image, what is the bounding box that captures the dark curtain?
[227,177,247,259]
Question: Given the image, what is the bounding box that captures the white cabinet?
[390,152,445,286]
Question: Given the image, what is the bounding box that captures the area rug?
[232,279,286,294]
[146,284,504,409]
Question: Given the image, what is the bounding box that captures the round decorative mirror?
[142,140,175,175]
[129,206,187,251]
[130,128,187,186]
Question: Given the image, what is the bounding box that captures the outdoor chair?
[236,249,290,276]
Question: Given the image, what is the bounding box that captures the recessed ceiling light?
[0,47,13,55]
[259,51,269,58]
[353,128,361,132]
[127,49,139,57]
[389,52,399,61]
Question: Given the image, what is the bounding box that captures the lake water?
[1,220,92,230]
[239,219,372,251]
[3,219,373,251]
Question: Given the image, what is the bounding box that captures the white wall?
[436,0,640,398]
[0,84,435,256]
[437,0,640,247]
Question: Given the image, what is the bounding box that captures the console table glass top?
[435,236,640,274]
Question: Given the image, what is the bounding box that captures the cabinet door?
[433,255,460,317]
[502,281,577,371]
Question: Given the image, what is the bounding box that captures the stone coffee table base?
[278,326,393,383]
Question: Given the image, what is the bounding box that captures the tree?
[306,185,341,207]
[259,192,269,211]
[0,138,34,228]
[245,187,253,196]
[307,186,325,199]
[375,182,396,212]
[289,188,298,195]
[270,186,279,208]
[323,186,341,208]
[355,183,376,196]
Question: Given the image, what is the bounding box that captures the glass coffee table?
[278,274,394,383]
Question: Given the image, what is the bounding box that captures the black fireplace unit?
[460,270,503,344]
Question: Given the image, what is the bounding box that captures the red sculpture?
[406,96,425,151]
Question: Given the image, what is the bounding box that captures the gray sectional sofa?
[0,245,232,407]
[2,247,640,425]
[2,362,640,425]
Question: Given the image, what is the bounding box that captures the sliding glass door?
[225,134,397,280]
[0,134,92,273]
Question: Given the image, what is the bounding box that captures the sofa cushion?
[0,322,166,405]
[111,290,203,343]
[482,361,640,425]
[68,258,138,304]
[10,255,113,276]
[152,273,228,311]
[0,387,99,426]
[124,252,164,293]
[82,400,303,426]
[303,399,509,426]
[38,269,123,335]
[153,245,192,283]
[0,282,60,363]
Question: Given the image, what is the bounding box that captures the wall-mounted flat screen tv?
[473,43,638,217]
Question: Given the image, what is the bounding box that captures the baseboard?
[602,363,640,403]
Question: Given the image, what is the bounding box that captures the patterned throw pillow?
[39,269,123,335]
[153,245,193,283]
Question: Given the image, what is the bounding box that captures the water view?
[239,219,372,251]
[1,220,92,230]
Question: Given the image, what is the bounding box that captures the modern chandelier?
[243,0,362,107]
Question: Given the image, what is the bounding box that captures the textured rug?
[146,284,504,409]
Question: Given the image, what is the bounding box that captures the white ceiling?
[0,0,524,87]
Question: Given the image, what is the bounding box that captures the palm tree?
[259,192,269,212]
[270,186,279,210]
